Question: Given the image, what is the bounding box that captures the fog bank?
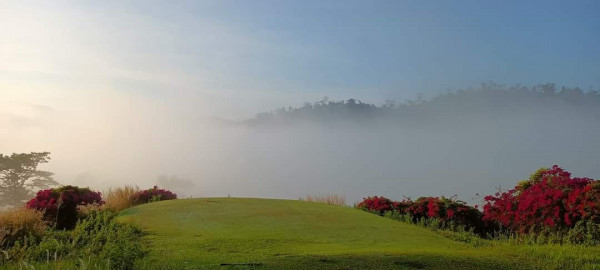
[2,85,599,204]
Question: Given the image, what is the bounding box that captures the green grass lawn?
[116,198,548,270]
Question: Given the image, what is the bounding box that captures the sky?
[1,1,599,201]
[2,1,599,118]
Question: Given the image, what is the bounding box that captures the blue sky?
[183,0,600,93]
[1,0,599,119]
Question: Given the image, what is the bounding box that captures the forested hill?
[243,83,600,127]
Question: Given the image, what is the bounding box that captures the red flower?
[483,166,599,234]
[446,209,455,218]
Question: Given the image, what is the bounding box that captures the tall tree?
[0,152,59,206]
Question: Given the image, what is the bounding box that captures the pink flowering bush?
[358,166,599,243]
[357,195,485,234]
[131,186,177,205]
[483,166,600,239]
[25,185,103,229]
[391,200,413,214]
[356,196,394,215]
[405,197,484,234]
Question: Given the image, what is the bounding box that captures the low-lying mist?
[6,84,600,204]
[202,114,599,204]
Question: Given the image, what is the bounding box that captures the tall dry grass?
[0,208,46,248]
[303,194,346,206]
[103,185,140,212]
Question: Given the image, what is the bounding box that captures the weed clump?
[0,208,47,249]
[1,210,144,269]
[303,194,346,206]
[103,185,140,212]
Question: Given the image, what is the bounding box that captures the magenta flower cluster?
[131,186,177,205]
[26,185,103,223]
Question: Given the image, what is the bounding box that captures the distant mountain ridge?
[243,83,600,127]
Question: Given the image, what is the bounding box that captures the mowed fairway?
[117,198,527,270]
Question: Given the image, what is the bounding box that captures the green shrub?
[0,208,47,249]
[71,210,143,270]
[566,220,600,246]
[1,210,144,269]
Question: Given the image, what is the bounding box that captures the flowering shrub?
[357,195,485,234]
[391,200,413,214]
[356,196,394,215]
[131,186,177,205]
[405,197,438,221]
[25,185,103,229]
[483,166,600,237]
[358,166,599,243]
[405,197,485,234]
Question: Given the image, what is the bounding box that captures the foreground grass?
[3,198,599,269]
[116,198,538,269]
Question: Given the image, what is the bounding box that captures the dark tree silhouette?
[246,83,600,127]
[0,152,59,206]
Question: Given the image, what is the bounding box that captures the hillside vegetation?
[246,83,600,127]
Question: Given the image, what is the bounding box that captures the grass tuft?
[303,194,346,206]
[0,208,46,248]
[103,185,140,212]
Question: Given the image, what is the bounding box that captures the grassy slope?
[117,198,536,270]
